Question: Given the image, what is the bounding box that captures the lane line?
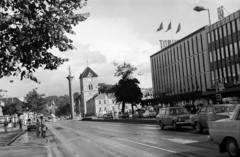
[116,137,177,154]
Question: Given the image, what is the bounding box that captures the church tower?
[79,67,98,116]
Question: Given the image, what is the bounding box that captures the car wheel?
[226,138,240,157]
[173,121,178,131]
[195,122,203,133]
[159,121,164,130]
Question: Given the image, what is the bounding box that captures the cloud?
[188,0,199,4]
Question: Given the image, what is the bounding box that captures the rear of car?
[156,107,191,131]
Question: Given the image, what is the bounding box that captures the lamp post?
[138,72,143,88]
[194,6,219,104]
[10,80,14,103]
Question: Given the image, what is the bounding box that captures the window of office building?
[227,23,231,35]
[232,20,236,33]
[237,63,240,81]
[209,51,212,62]
[232,65,236,82]
[234,42,238,55]
[228,66,232,82]
[213,50,216,61]
[211,71,215,85]
[219,69,222,79]
[211,31,214,42]
[215,29,218,40]
[219,27,222,39]
[217,49,220,60]
[237,18,240,31]
[223,25,227,37]
[230,44,233,56]
[225,46,229,58]
[223,67,227,83]
[221,47,224,59]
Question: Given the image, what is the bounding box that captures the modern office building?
[151,26,211,97]
[203,10,240,99]
[150,9,240,103]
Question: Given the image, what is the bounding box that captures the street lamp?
[138,72,143,88]
[194,6,219,104]
[10,80,14,103]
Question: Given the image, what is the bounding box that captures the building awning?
[202,86,240,97]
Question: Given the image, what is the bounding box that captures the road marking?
[116,138,177,153]
[161,138,198,144]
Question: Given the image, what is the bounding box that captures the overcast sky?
[1,0,240,99]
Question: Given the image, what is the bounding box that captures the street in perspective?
[1,0,240,157]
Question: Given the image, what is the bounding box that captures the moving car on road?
[208,104,240,157]
[156,107,191,131]
[190,104,235,133]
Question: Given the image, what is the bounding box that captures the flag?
[156,22,163,32]
[176,23,181,34]
[165,22,171,32]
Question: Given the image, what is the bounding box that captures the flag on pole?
[165,22,171,32]
[176,23,181,34]
[156,22,163,32]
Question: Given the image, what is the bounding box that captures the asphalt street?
[47,120,229,157]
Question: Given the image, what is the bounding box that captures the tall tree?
[109,62,142,114]
[0,0,89,83]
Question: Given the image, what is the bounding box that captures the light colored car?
[208,104,240,157]
[143,110,157,118]
[190,104,235,133]
[156,107,192,131]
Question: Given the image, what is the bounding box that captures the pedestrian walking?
[3,119,9,132]
[18,119,22,129]
[35,119,40,136]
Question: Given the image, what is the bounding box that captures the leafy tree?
[0,0,90,83]
[109,62,142,114]
[24,89,46,115]
[98,83,113,93]
[2,101,23,115]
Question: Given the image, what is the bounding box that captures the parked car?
[119,112,129,119]
[190,104,235,133]
[156,107,192,131]
[208,104,240,157]
[103,112,113,120]
[142,110,157,118]
[133,110,144,118]
[97,113,104,119]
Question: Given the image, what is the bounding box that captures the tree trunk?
[131,104,134,115]
[121,102,125,113]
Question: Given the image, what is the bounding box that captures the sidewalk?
[0,124,25,146]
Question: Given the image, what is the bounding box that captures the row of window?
[152,31,205,72]
[208,18,240,43]
[98,99,114,105]
[98,106,126,112]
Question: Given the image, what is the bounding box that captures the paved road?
[47,120,229,157]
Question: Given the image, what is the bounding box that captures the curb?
[6,130,26,146]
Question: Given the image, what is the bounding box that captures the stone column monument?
[66,66,74,119]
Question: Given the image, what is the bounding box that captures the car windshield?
[214,105,235,113]
[169,108,188,115]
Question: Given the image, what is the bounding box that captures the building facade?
[150,9,240,103]
[151,27,211,97]
[204,10,240,98]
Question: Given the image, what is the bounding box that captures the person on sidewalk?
[3,119,9,132]
[35,119,40,136]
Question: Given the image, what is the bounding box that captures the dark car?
[156,107,191,131]
[190,104,235,133]
[119,112,129,119]
[133,110,144,118]
[103,112,113,120]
